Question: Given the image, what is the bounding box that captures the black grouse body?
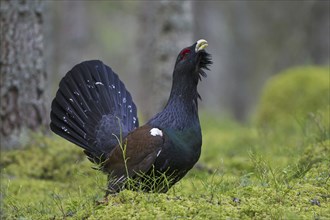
[50,39,212,195]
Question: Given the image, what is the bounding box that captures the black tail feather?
[50,60,139,163]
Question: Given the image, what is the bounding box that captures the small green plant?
[107,117,175,194]
[249,152,293,191]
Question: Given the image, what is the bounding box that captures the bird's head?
[174,39,212,83]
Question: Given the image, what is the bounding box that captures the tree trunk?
[138,1,193,120]
[0,0,47,149]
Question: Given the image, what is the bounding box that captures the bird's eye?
[179,48,191,61]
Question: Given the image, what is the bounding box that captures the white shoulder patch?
[150,128,163,137]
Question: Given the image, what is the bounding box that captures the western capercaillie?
[50,39,212,195]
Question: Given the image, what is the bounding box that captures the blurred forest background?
[1,1,330,218]
[1,0,329,148]
[45,0,329,120]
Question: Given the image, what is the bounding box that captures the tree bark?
[138,1,193,120]
[0,0,47,149]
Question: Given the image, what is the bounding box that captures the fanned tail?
[50,60,139,163]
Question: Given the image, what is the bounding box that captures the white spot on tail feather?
[150,128,163,137]
[157,149,162,157]
[95,82,104,85]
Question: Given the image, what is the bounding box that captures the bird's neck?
[148,74,200,130]
[166,83,198,111]
[166,71,199,109]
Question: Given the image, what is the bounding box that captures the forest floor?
[1,114,329,219]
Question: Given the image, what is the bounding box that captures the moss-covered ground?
[1,113,329,219]
[1,66,329,219]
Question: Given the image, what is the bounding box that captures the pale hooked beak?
[195,39,208,52]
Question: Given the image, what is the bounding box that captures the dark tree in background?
[138,1,193,120]
[0,0,47,149]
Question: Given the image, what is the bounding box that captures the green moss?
[292,140,330,185]
[255,66,329,132]
[1,115,329,219]
[0,134,92,182]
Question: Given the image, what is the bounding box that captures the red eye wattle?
[179,48,191,61]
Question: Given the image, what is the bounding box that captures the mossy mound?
[292,140,330,185]
[255,66,329,131]
[0,134,90,181]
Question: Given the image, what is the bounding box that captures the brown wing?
[102,124,164,180]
